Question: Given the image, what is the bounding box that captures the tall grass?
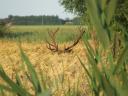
[80,0,128,96]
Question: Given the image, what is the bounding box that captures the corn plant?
[80,0,128,96]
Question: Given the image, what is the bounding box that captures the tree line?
[0,15,81,25]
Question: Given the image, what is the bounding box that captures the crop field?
[1,25,84,43]
[0,25,91,96]
[0,0,128,96]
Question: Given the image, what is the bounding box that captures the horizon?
[0,0,75,19]
[0,14,75,20]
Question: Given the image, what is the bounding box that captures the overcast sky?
[0,0,75,19]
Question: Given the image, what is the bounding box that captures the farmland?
[0,0,128,95]
[0,25,90,96]
[1,25,85,43]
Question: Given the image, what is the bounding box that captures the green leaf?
[20,48,42,94]
[84,40,97,65]
[106,0,117,25]
[113,45,128,74]
[101,75,117,96]
[0,65,31,96]
[78,57,92,80]
[15,73,23,88]
[87,0,110,48]
[0,84,13,92]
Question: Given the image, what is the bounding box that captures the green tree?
[59,0,87,16]
[114,0,128,30]
[60,0,128,27]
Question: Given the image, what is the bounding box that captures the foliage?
[79,0,128,96]
[59,0,87,16]
[114,0,128,30]
[0,22,9,36]
[59,0,89,23]
[114,0,128,42]
[60,0,128,29]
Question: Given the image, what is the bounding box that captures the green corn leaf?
[83,41,104,93]
[15,73,23,88]
[84,40,97,65]
[87,0,110,48]
[20,48,42,94]
[83,40,101,83]
[40,73,48,91]
[0,86,5,96]
[113,45,128,74]
[83,46,103,94]
[106,0,117,25]
[0,84,13,92]
[0,65,31,96]
[101,0,107,10]
[101,74,117,96]
[78,57,92,80]
[121,70,128,88]
[83,34,96,56]
[32,69,52,96]
[15,73,24,96]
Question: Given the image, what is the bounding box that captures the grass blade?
[0,65,31,96]
[106,0,117,25]
[78,57,92,80]
[0,84,13,92]
[20,48,42,94]
[113,45,128,74]
[87,0,110,48]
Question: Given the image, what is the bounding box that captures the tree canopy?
[59,0,87,16]
[6,15,81,25]
[114,0,128,30]
[60,0,128,28]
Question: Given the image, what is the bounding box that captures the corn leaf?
[87,0,110,48]
[78,57,92,80]
[0,65,31,96]
[113,45,128,74]
[106,0,117,25]
[0,84,13,92]
[101,75,117,96]
[20,48,42,94]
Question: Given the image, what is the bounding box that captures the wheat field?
[0,25,91,96]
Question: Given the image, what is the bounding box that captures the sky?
[0,0,75,19]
